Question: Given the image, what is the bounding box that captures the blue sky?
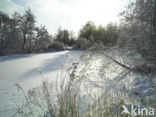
[0,0,131,35]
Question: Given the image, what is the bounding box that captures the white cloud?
[29,0,129,35]
[26,0,72,34]
[1,0,130,35]
[0,0,24,15]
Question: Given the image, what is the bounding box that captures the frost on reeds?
[14,46,155,117]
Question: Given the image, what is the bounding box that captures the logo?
[122,105,155,116]
[122,105,130,114]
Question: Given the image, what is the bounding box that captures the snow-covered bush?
[73,38,88,50]
[48,41,65,51]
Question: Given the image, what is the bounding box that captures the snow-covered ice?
[0,50,82,117]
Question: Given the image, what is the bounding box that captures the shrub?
[48,41,65,51]
[73,38,88,50]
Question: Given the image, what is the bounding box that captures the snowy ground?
[0,50,82,117]
[0,50,156,117]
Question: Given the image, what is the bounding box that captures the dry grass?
[14,46,154,117]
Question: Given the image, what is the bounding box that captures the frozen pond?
[0,50,82,117]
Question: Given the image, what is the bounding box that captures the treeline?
[0,9,119,55]
[52,22,118,50]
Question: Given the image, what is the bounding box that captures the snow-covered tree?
[118,0,156,64]
[0,11,10,50]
